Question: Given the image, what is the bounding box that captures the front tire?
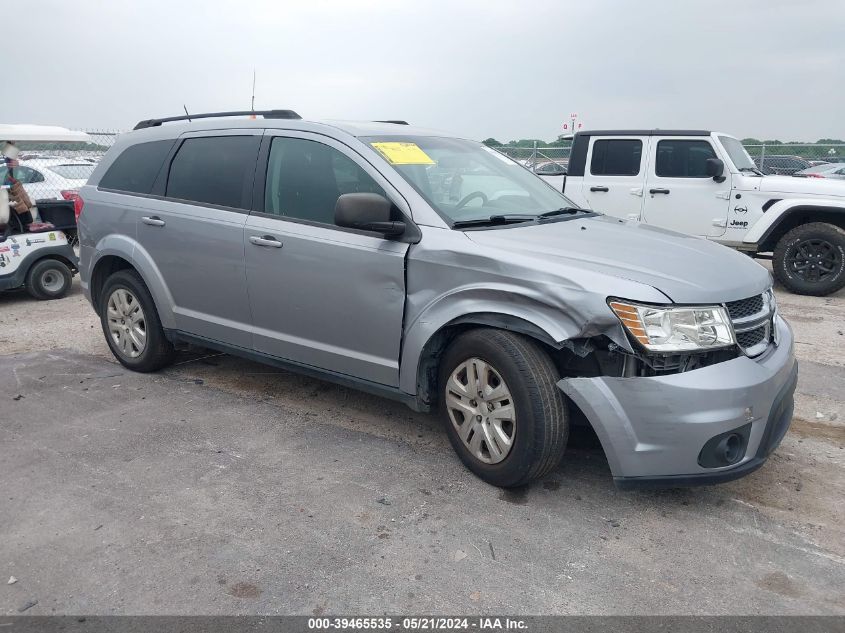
[99,270,175,372]
[438,329,568,488]
[773,222,845,296]
[26,258,72,300]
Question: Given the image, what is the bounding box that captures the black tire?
[438,328,568,488]
[99,269,175,372]
[25,258,72,300]
[773,222,845,296]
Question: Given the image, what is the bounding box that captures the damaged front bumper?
[558,316,797,488]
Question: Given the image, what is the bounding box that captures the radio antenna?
[183,105,192,122]
[251,69,256,112]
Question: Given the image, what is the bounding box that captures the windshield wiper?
[537,207,584,219]
[451,214,537,229]
[739,167,764,175]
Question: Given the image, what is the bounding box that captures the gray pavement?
[1,350,843,615]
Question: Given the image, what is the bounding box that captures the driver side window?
[264,137,386,225]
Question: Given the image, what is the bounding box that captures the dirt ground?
[1,271,843,615]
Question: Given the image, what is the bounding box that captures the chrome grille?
[736,327,766,349]
[727,292,775,357]
[726,295,764,320]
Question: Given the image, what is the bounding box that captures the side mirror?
[706,158,726,182]
[335,193,406,236]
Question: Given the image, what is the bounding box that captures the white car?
[1,158,95,206]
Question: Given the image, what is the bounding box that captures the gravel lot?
[1,273,843,615]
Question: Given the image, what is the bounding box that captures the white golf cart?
[0,125,89,300]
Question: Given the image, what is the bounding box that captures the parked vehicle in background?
[754,155,811,175]
[532,160,567,175]
[793,163,845,180]
[543,130,845,296]
[79,110,796,490]
[1,158,94,209]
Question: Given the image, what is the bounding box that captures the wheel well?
[30,255,76,274]
[759,206,845,252]
[414,314,560,412]
[90,255,135,314]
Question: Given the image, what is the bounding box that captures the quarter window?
[99,140,174,194]
[655,140,717,178]
[590,139,642,176]
[166,136,259,209]
[264,137,386,225]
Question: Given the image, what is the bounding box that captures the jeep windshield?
[718,135,761,174]
[363,136,583,227]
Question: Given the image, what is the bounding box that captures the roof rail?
[133,109,302,131]
[373,120,409,125]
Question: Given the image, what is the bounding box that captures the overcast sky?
[11,0,844,141]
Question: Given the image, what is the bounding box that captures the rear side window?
[590,139,642,176]
[655,140,717,178]
[99,140,174,194]
[0,165,44,184]
[166,136,259,209]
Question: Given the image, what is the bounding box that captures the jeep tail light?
[61,189,84,219]
[804,173,825,178]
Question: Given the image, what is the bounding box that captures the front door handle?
[590,186,609,192]
[141,216,166,227]
[249,235,283,248]
[649,188,670,195]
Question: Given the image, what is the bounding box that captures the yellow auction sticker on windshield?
[371,142,435,165]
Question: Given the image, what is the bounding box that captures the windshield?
[718,135,756,170]
[47,164,95,180]
[362,136,578,225]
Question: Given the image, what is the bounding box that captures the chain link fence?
[3,130,120,203]
[490,143,572,174]
[743,144,845,175]
[492,141,845,176]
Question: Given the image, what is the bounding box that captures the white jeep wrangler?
[543,130,845,296]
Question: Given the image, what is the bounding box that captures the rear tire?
[773,222,845,296]
[438,328,568,488]
[25,258,72,300]
[99,269,175,372]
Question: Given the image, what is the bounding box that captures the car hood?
[465,215,771,304]
[759,174,845,196]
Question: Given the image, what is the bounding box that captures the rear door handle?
[249,235,283,248]
[590,186,609,192]
[141,216,165,227]
[649,188,670,195]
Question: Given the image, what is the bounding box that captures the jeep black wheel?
[438,328,568,488]
[774,222,845,296]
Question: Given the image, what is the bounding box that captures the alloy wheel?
[787,239,842,283]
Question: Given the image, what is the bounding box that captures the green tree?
[481,138,503,147]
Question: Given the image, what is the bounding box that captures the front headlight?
[609,300,735,352]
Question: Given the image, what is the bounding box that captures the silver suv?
[78,110,797,489]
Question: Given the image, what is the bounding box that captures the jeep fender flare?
[88,235,176,328]
[743,198,845,247]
